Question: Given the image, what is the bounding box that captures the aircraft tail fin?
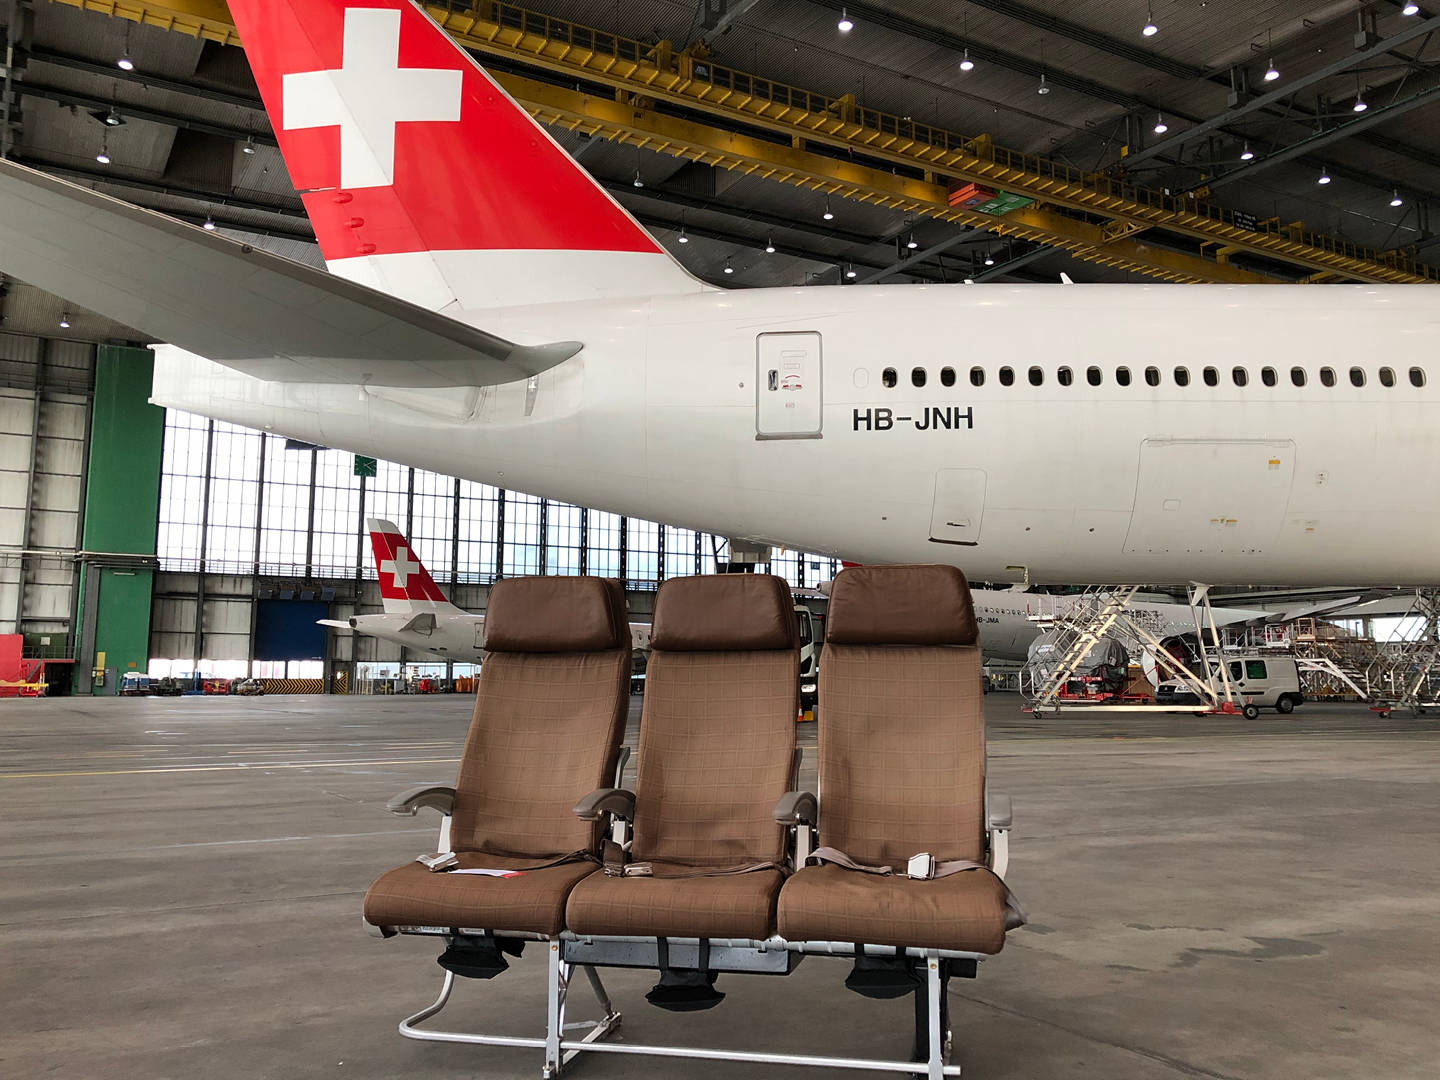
[226,0,708,311]
[367,518,459,615]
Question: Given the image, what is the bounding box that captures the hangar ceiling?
[2,0,1438,343]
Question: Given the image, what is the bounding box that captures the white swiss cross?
[281,8,463,189]
[380,543,420,590]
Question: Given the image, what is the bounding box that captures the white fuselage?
[153,282,1440,586]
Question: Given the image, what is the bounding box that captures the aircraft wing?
[0,159,581,387]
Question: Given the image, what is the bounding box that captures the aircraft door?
[929,468,986,545]
[756,332,822,439]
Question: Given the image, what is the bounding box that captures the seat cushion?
[777,864,1008,953]
[565,864,785,940]
[364,855,599,936]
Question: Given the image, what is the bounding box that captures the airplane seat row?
[363,564,1023,1079]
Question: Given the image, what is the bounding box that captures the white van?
[1155,654,1304,719]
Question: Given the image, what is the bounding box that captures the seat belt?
[807,847,1028,929]
[418,849,597,874]
[602,838,783,879]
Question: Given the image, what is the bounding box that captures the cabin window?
[1028,366,1044,386]
[1174,366,1190,387]
[911,367,927,388]
[1291,367,1306,387]
[1203,366,1218,387]
[1411,367,1427,387]
[1232,366,1249,387]
[1115,366,1131,386]
[1349,366,1366,387]
[1086,366,1102,386]
[882,367,897,388]
[999,366,1014,387]
[1144,366,1160,387]
[1261,366,1277,387]
[1379,366,1395,388]
[940,366,956,387]
[1320,366,1336,387]
[970,366,985,387]
[1057,366,1073,386]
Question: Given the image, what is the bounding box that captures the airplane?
[326,518,824,698]
[0,0,1437,588]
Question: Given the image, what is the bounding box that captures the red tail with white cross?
[367,518,455,614]
[227,0,704,310]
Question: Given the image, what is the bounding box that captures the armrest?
[385,784,456,817]
[987,791,1013,830]
[574,787,635,821]
[774,790,818,826]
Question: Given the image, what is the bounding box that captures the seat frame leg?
[545,949,623,1078]
[925,958,946,1080]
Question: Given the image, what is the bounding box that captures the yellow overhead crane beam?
[53,0,1433,284]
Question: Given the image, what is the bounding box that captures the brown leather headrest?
[649,573,798,652]
[825,564,978,646]
[483,576,629,653]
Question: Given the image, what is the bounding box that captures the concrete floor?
[3,694,1439,1079]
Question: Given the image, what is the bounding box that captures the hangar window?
[1379,366,1395,388]
[1202,366,1218,387]
[1115,366,1131,386]
[1144,366,1160,387]
[1349,366,1366,387]
[999,366,1015,386]
[1173,367,1190,387]
[1028,366,1044,386]
[911,367,927,388]
[1410,367,1427,387]
[1261,367,1277,387]
[940,366,956,387]
[882,367,897,388]
[1086,366,1102,386]
[1231,366,1249,387]
[1320,366,1336,387]
[1291,367,1306,387]
[1057,366,1073,386]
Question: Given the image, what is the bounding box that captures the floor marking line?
[0,757,462,779]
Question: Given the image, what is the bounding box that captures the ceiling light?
[844,264,857,279]
[1142,8,1158,36]
[1264,58,1280,82]
[723,257,734,275]
[117,54,134,71]
[1352,93,1367,113]
[1037,73,1050,95]
[1317,167,1331,185]
[241,136,256,155]
[1154,114,1168,135]
[632,170,644,188]
[822,198,834,221]
[983,253,995,266]
[837,8,853,32]
[1391,189,1404,207]
[1403,2,1420,14]
[104,107,123,127]
[1239,142,1254,161]
[58,313,70,329]
[96,149,110,165]
[906,232,919,250]
[959,49,974,73]
[677,227,689,244]
[765,236,776,253]
[203,216,217,231]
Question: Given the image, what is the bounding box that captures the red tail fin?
[367,518,449,613]
[226,0,703,309]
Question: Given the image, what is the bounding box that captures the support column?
[75,346,164,694]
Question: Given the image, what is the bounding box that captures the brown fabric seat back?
[818,564,985,869]
[448,576,631,860]
[630,574,800,868]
